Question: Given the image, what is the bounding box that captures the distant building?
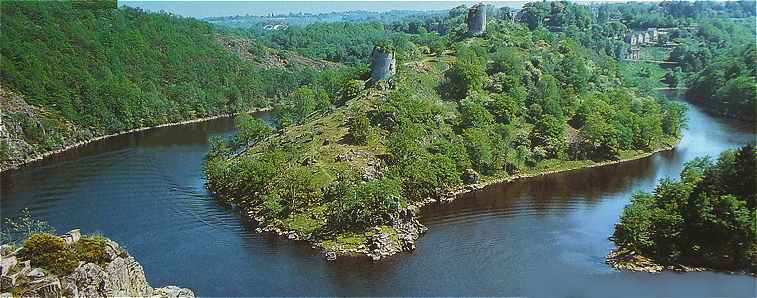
[625,33,638,45]
[625,28,659,46]
[263,22,288,30]
[625,47,641,60]
[647,28,659,41]
[508,10,519,22]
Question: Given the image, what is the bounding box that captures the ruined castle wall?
[370,47,396,81]
[467,4,486,35]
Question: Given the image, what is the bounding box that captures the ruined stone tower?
[467,3,486,36]
[370,46,396,81]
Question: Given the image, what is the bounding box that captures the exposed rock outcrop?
[463,168,480,184]
[366,207,427,261]
[0,86,84,172]
[1,230,194,298]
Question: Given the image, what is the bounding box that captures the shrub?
[20,233,78,276]
[326,178,403,231]
[72,236,109,266]
[339,79,365,105]
[235,114,272,146]
[1,208,55,244]
[348,114,373,145]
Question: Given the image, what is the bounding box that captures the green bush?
[235,114,273,146]
[348,114,373,145]
[326,178,403,231]
[20,233,78,276]
[19,232,110,276]
[72,236,109,266]
[339,79,365,105]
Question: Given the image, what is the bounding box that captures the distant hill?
[204,9,447,29]
[0,1,340,170]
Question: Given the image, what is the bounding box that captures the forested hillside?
[0,2,351,169]
[514,1,756,121]
[206,15,686,259]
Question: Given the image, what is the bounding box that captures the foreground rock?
[1,230,194,297]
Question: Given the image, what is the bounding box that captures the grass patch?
[322,232,367,251]
[284,206,327,235]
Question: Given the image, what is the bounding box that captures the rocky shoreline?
[234,145,678,261]
[1,230,194,297]
[0,108,271,174]
[226,201,427,262]
[606,245,756,276]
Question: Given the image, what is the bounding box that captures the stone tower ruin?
[370,46,396,81]
[467,3,486,36]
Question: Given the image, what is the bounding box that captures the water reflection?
[0,103,755,297]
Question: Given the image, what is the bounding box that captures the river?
[1,99,755,297]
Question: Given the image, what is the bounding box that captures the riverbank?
[0,107,271,174]
[605,144,756,278]
[606,245,756,277]
[444,145,676,199]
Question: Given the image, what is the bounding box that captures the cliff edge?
[0,230,194,298]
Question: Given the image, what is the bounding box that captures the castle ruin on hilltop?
[467,3,487,36]
[370,45,396,81]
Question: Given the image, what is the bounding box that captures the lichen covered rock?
[1,231,194,298]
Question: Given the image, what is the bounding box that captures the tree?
[490,47,525,77]
[462,127,500,174]
[578,112,620,160]
[613,146,757,271]
[520,1,549,29]
[235,114,272,146]
[273,85,326,127]
[442,47,487,99]
[487,94,521,124]
[459,95,495,128]
[530,114,566,159]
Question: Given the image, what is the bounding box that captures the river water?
[1,101,755,297]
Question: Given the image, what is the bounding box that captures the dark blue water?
[1,103,755,297]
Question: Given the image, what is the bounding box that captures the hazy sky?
[121,1,528,18]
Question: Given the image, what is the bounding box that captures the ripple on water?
[2,106,756,297]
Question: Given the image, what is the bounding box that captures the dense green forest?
[206,10,686,256]
[514,1,756,121]
[683,36,756,121]
[612,145,756,272]
[223,1,755,122]
[0,1,355,169]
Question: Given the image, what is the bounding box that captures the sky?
[120,1,528,18]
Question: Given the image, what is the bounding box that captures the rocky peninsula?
[205,8,686,262]
[1,230,194,297]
